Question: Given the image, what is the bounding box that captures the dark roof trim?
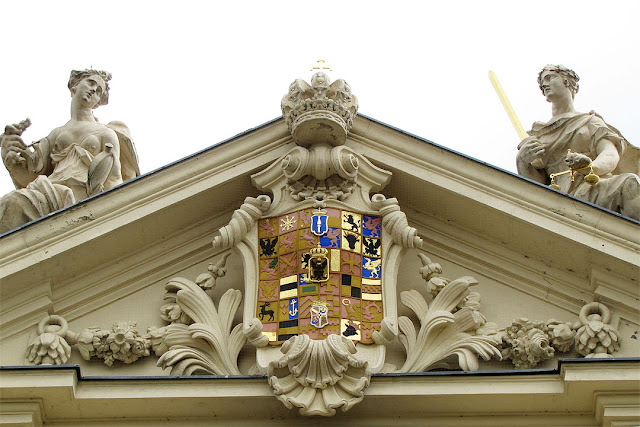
[2,357,637,382]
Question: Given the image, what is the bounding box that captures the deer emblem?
[259,302,275,322]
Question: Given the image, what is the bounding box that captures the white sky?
[1,1,638,198]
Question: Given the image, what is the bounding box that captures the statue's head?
[537,65,579,99]
[67,69,112,108]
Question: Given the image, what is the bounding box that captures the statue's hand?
[518,136,545,165]
[565,152,592,172]
[0,134,31,168]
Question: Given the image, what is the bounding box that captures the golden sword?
[488,71,527,141]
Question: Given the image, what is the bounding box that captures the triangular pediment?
[1,111,638,422]
[1,113,638,334]
[1,115,637,334]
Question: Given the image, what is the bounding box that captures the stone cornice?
[1,360,637,424]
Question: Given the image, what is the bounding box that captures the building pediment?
[1,114,637,332]
[1,71,638,422]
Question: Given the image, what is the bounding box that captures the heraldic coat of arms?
[211,71,423,415]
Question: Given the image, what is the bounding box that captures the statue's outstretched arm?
[0,121,49,189]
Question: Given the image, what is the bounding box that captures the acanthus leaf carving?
[397,254,502,373]
[154,255,247,376]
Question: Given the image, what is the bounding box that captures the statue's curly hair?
[67,69,112,107]
[538,64,579,99]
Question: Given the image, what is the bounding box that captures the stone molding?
[1,361,637,424]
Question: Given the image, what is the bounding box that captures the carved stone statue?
[0,69,139,233]
[516,65,640,220]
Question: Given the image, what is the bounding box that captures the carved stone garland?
[499,301,621,368]
[26,315,152,367]
[25,255,248,376]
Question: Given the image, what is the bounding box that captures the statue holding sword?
[490,65,640,220]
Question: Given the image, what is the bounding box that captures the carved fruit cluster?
[500,318,564,369]
[574,302,620,357]
[26,315,152,367]
[500,301,621,369]
[76,321,151,366]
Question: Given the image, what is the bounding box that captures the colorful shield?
[310,302,329,328]
[311,209,328,236]
[257,208,383,345]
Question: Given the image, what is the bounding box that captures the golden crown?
[309,243,329,257]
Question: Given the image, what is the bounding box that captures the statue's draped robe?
[521,111,640,219]
[0,138,96,232]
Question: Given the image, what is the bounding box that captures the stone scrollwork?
[398,255,502,373]
[372,195,423,249]
[212,196,271,250]
[268,334,370,416]
[282,145,360,202]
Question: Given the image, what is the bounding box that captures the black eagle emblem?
[363,237,381,257]
[259,237,278,256]
[310,257,328,281]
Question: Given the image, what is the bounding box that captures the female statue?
[516,65,640,220]
[0,69,139,233]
